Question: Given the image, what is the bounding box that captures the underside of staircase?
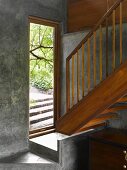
[56,0,127,135]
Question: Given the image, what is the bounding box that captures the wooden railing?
[66,0,127,112]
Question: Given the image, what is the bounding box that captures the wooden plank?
[82,44,85,97]
[117,96,127,102]
[67,0,124,61]
[112,10,116,71]
[102,104,127,114]
[99,25,103,81]
[87,38,91,92]
[75,122,107,133]
[93,32,96,87]
[120,2,123,64]
[106,18,109,77]
[77,51,80,102]
[84,113,118,129]
[67,0,127,33]
[76,113,117,133]
[66,59,70,111]
[72,55,75,106]
[56,61,127,135]
[67,0,107,32]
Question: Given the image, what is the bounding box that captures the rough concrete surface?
[0,0,65,159]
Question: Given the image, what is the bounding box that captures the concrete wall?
[59,127,105,170]
[0,0,65,159]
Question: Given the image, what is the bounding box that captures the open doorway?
[29,17,60,139]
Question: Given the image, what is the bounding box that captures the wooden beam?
[75,122,107,134]
[56,61,127,135]
[117,97,127,102]
[102,104,127,114]
[82,113,117,127]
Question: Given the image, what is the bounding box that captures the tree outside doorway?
[30,23,54,92]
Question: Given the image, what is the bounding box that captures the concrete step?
[30,133,68,163]
[30,105,53,116]
[30,111,53,124]
[30,100,53,109]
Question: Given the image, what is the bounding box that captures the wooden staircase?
[56,0,127,135]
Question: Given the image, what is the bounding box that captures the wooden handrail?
[66,0,124,61]
[66,0,126,112]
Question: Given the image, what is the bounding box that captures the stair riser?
[30,141,59,163]
[30,116,53,124]
[30,108,53,116]
[30,102,53,109]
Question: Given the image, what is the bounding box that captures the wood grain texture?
[56,61,127,135]
[89,128,127,170]
[90,128,127,148]
[102,104,127,114]
[87,39,91,92]
[82,44,85,97]
[106,18,109,77]
[120,2,123,63]
[67,0,124,62]
[99,25,103,81]
[117,96,127,102]
[78,113,118,132]
[72,55,75,106]
[66,59,70,111]
[89,141,125,170]
[77,51,80,102]
[75,122,107,133]
[93,32,96,86]
[112,10,116,71]
[67,0,107,32]
[67,0,127,32]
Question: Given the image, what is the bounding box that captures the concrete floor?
[0,152,55,164]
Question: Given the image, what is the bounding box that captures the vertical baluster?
[120,2,123,64]
[106,18,109,77]
[93,31,96,87]
[87,38,90,92]
[72,55,75,106]
[112,10,116,71]
[99,25,103,81]
[66,59,70,111]
[77,51,79,102]
[82,44,85,97]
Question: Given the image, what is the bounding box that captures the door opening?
[29,17,60,139]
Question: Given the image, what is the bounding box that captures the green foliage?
[30,60,53,90]
[30,23,54,91]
